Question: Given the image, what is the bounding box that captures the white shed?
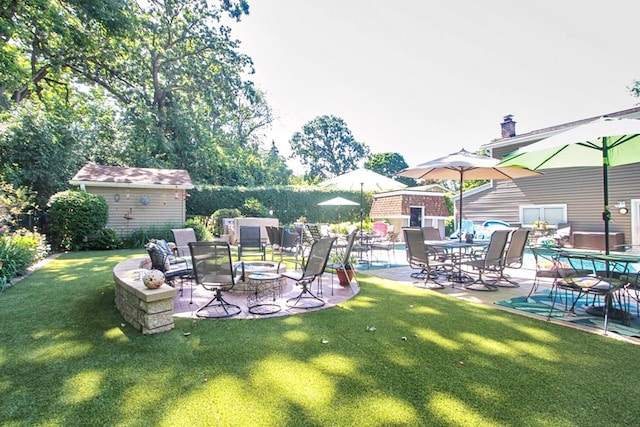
[70,164,194,237]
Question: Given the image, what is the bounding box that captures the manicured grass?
[1,249,639,426]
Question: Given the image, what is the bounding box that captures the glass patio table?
[424,239,490,284]
[555,248,640,322]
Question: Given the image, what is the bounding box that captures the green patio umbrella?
[497,116,640,254]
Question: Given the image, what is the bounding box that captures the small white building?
[70,164,194,237]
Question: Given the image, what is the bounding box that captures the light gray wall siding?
[461,163,639,242]
[89,186,186,237]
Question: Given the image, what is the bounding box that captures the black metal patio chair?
[282,237,336,309]
[189,241,243,318]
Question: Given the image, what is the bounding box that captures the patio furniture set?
[527,245,640,334]
[404,226,531,292]
[143,227,358,319]
[404,224,640,335]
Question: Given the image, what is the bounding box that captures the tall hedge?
[187,185,369,225]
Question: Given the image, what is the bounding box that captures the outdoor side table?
[246,272,282,315]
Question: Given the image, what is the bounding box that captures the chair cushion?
[151,239,172,256]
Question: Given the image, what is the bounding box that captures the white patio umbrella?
[317,196,359,222]
[317,168,407,234]
[398,148,541,241]
[317,168,408,192]
[497,116,640,254]
[317,196,360,207]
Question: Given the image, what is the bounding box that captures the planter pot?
[336,268,354,286]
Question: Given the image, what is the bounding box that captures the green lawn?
[1,249,639,426]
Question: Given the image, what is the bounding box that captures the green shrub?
[47,190,108,251]
[0,228,49,281]
[126,224,179,249]
[445,216,455,238]
[210,208,241,237]
[184,218,213,241]
[241,197,267,217]
[87,227,123,250]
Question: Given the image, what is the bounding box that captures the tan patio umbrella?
[398,148,542,241]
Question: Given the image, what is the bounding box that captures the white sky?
[231,1,640,173]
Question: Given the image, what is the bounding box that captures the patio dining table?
[545,248,640,330]
[424,239,490,284]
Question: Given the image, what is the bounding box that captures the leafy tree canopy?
[289,115,371,182]
[0,0,290,207]
[365,152,417,187]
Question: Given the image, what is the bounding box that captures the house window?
[520,204,567,226]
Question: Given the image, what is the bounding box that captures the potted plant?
[532,220,548,230]
[330,253,357,286]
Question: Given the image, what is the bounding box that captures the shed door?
[409,207,423,227]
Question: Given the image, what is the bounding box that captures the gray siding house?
[460,106,640,249]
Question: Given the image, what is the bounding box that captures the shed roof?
[69,164,194,189]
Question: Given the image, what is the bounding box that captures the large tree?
[289,115,371,182]
[0,0,134,109]
[364,152,417,187]
[0,0,289,199]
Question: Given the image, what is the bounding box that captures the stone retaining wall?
[113,257,176,334]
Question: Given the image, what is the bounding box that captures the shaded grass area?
[1,249,640,426]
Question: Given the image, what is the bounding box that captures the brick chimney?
[501,115,516,138]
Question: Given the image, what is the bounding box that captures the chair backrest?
[305,223,323,242]
[504,228,530,267]
[483,229,511,267]
[239,226,262,248]
[531,246,560,278]
[171,228,197,257]
[421,226,442,241]
[338,230,358,269]
[404,228,428,265]
[281,227,299,249]
[301,237,336,279]
[189,241,236,290]
[265,226,281,246]
[146,246,169,272]
[372,221,388,237]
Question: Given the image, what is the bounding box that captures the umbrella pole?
[359,182,364,242]
[458,170,463,243]
[603,137,611,264]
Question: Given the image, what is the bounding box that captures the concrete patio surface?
[172,248,639,345]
